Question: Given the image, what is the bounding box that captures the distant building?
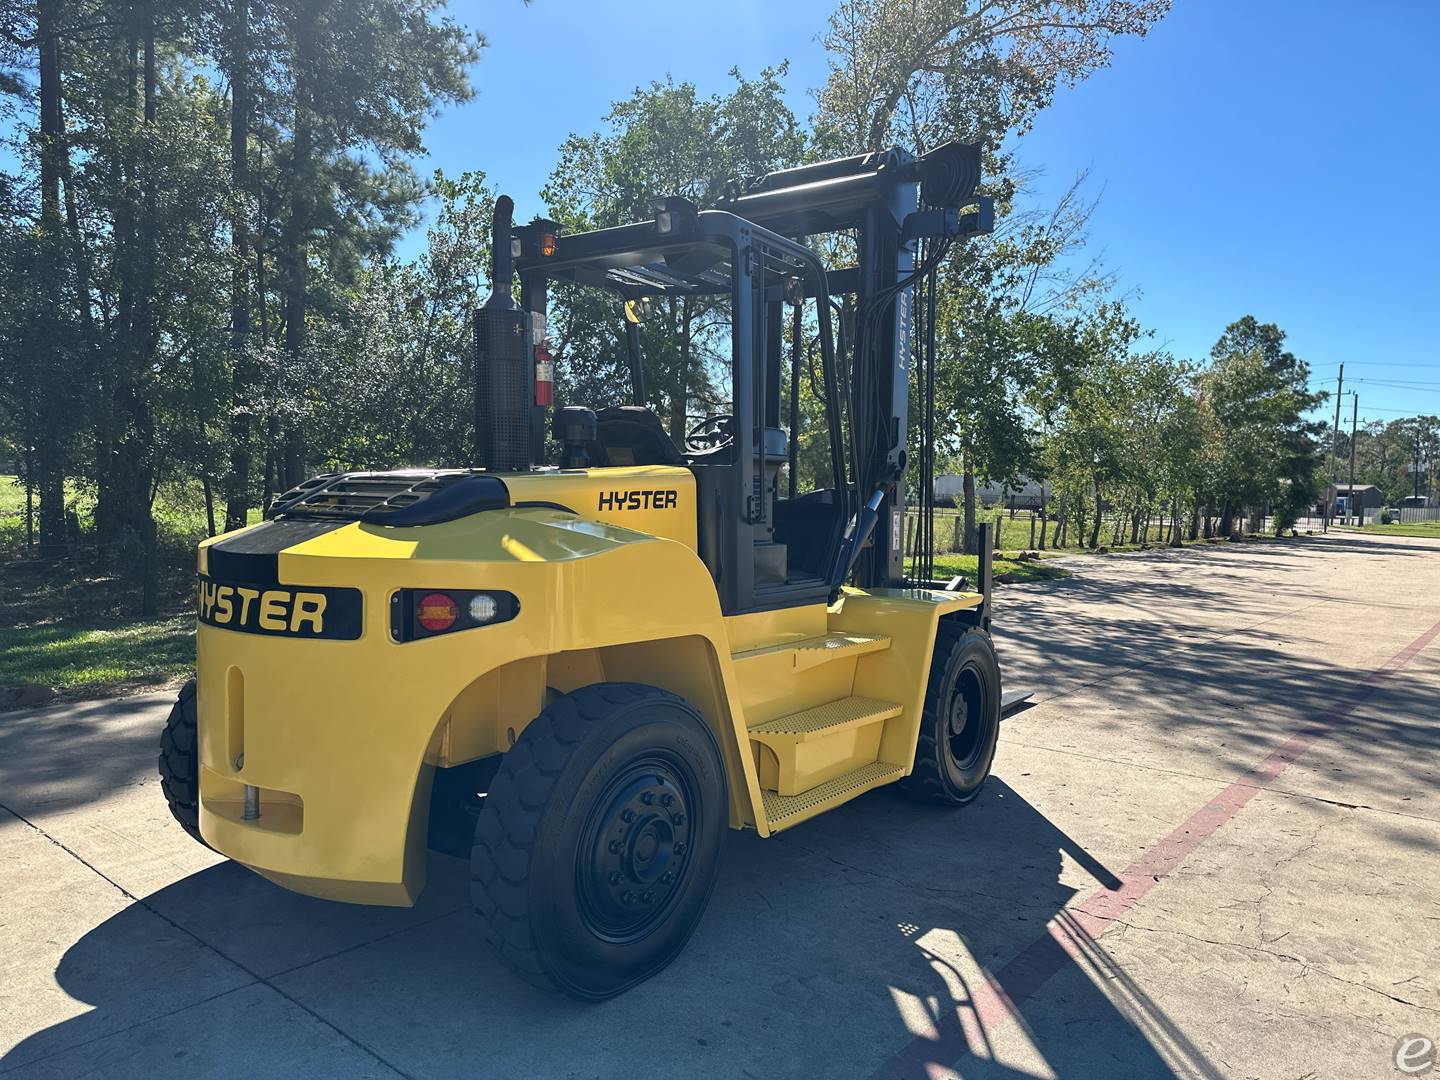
[1324,483,1383,516]
[1399,493,1440,509]
[933,475,1046,509]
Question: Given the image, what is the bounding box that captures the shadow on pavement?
[4,779,1218,1079]
[0,694,170,817]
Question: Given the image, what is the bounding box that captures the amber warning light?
[416,593,459,632]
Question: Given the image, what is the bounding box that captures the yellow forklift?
[161,141,1000,998]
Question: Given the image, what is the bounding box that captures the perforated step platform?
[761,761,904,832]
[749,695,901,743]
[732,632,891,672]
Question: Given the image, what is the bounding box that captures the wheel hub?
[579,761,694,941]
[948,692,968,737]
[946,667,985,769]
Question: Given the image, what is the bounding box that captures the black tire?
[470,682,727,1000]
[900,621,1001,804]
[159,679,207,846]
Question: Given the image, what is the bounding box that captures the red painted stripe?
[875,617,1440,1080]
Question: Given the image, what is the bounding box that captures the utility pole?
[1326,363,1344,530]
[1416,424,1424,501]
[1347,393,1358,524]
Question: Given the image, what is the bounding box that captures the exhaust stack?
[488,194,516,307]
[473,195,533,471]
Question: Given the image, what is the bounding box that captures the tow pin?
[236,754,260,821]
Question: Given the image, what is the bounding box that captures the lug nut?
[672,812,685,826]
[609,872,622,885]
[642,891,654,903]
[622,891,635,904]
[661,871,675,884]
[609,840,623,853]
[674,842,687,855]
[621,809,636,823]
[641,791,654,804]
[661,794,675,807]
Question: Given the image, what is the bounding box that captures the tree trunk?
[1088,480,1103,549]
[24,445,35,552]
[281,4,315,489]
[137,16,161,616]
[34,0,69,557]
[961,466,977,555]
[1038,484,1048,550]
[224,0,254,531]
[202,472,217,537]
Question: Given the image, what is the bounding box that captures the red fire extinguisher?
[534,341,554,407]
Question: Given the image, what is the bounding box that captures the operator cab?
[488,142,993,615]
[509,209,848,613]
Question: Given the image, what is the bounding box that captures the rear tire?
[900,621,1001,804]
[470,682,727,1000]
[159,679,207,846]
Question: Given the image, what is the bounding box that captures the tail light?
[390,589,519,642]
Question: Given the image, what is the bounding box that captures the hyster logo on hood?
[597,489,678,511]
[196,575,363,640]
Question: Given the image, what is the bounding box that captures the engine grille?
[269,470,473,521]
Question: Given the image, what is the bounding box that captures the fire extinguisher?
[532,312,553,407]
[534,341,554,407]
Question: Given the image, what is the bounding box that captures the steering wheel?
[685,413,736,454]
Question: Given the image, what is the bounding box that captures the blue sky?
[399,1,1435,427]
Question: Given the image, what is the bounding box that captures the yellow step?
[749,696,902,796]
[748,695,901,743]
[761,761,905,832]
[732,632,891,672]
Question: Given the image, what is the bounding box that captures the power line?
[1305,403,1435,416]
[1310,360,1438,369]
[1356,381,1440,393]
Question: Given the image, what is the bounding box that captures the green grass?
[0,616,194,696]
[1,473,202,701]
[0,473,28,553]
[919,508,1051,553]
[0,473,261,558]
[932,552,1072,584]
[1345,520,1440,538]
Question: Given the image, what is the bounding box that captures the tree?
[241,0,478,495]
[0,0,482,615]
[816,0,1171,156]
[542,67,805,441]
[221,0,252,531]
[1200,317,1325,536]
[817,1,1170,553]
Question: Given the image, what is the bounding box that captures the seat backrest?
[594,406,684,467]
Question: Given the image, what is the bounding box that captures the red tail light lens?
[390,588,520,642]
[416,593,459,632]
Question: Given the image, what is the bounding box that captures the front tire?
[159,679,207,846]
[470,682,727,1000]
[900,621,1001,804]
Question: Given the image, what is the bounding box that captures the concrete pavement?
[2,530,1437,1078]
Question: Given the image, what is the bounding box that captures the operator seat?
[594,406,684,467]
